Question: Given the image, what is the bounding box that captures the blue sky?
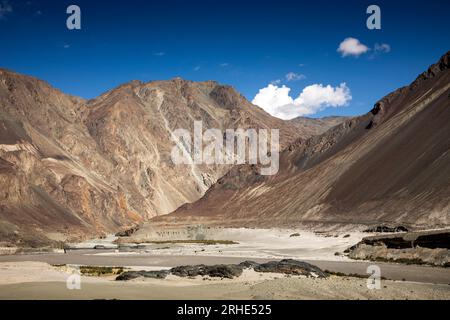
[0,0,449,118]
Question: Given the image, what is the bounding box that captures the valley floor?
[0,261,449,300]
[0,228,449,300]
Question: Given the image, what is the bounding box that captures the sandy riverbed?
[83,228,368,261]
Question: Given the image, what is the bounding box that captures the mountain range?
[0,69,345,246]
[0,51,448,247]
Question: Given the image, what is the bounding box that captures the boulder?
[238,260,260,268]
[254,259,328,278]
[170,264,243,279]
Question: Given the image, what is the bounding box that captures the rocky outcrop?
[115,259,328,280]
[358,229,450,249]
[363,225,409,233]
[238,260,260,268]
[348,244,450,267]
[254,259,328,278]
[347,229,450,267]
[116,270,170,280]
[170,264,244,279]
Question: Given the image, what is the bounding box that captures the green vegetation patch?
[325,270,387,280]
[79,266,125,276]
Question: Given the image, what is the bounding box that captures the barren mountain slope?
[288,116,349,138]
[164,51,450,230]
[1,70,330,246]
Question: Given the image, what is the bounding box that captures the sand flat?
[116,228,368,261]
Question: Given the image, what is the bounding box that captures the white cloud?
[220,63,229,67]
[63,44,71,49]
[285,72,306,82]
[374,43,391,53]
[270,79,281,85]
[194,65,201,71]
[252,83,351,120]
[154,52,165,56]
[369,43,391,59]
[0,1,12,20]
[337,37,369,57]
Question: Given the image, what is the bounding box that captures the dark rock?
[254,259,328,278]
[115,226,139,237]
[116,259,329,281]
[93,245,106,249]
[116,270,169,281]
[203,265,244,278]
[416,233,450,249]
[363,225,409,233]
[170,264,244,279]
[344,245,356,253]
[238,260,260,268]
[169,265,203,277]
[361,230,450,249]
